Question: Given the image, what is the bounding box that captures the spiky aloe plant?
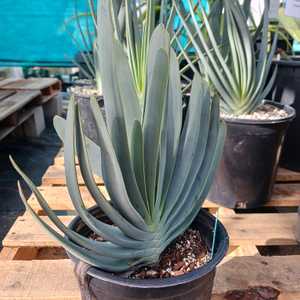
[11,0,225,272]
[174,0,278,115]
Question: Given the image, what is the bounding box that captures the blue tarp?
[0,1,93,67]
[0,0,208,67]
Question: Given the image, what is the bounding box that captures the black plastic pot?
[70,82,104,144]
[209,101,295,209]
[296,206,300,243]
[75,51,94,79]
[269,58,300,171]
[67,207,229,300]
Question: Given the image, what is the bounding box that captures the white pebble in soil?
[221,104,289,121]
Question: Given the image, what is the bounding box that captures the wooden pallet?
[0,78,62,104]
[0,257,299,300]
[41,165,300,189]
[51,149,300,184]
[2,211,297,251]
[0,90,44,140]
[1,154,300,299]
[27,183,300,215]
[42,165,104,186]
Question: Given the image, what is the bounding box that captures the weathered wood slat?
[42,165,104,186]
[0,78,61,92]
[277,168,300,182]
[28,186,108,215]
[27,184,300,216]
[52,155,300,184]
[0,91,41,122]
[0,90,16,101]
[207,182,300,207]
[3,213,297,249]
[0,78,22,87]
[42,164,300,188]
[0,256,299,299]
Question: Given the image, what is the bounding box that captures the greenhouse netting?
[0,0,94,67]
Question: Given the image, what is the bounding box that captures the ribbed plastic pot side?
[269,59,300,171]
[67,207,229,300]
[208,101,295,209]
[69,83,104,144]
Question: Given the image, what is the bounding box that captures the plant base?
[67,207,229,300]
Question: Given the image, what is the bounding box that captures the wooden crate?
[1,154,300,299]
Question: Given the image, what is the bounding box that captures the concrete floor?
[0,127,61,244]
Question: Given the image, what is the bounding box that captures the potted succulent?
[64,0,104,143]
[175,0,295,208]
[11,1,228,299]
[268,6,300,171]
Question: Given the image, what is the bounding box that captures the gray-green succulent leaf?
[53,115,102,177]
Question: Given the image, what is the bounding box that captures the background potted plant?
[268,5,300,171]
[11,1,228,299]
[66,0,189,142]
[175,0,295,208]
[63,0,103,143]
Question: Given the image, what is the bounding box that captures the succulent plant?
[69,0,170,99]
[11,0,225,272]
[174,0,278,115]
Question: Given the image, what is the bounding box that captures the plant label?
[285,0,300,19]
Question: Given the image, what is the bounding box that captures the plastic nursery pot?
[296,206,300,243]
[269,58,300,171]
[70,81,104,144]
[67,206,229,300]
[208,101,295,209]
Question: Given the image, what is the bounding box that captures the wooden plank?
[0,78,21,87]
[3,215,72,248]
[271,183,300,206]
[28,186,109,215]
[39,91,60,105]
[227,245,260,257]
[44,165,300,200]
[214,255,300,294]
[51,161,300,184]
[0,106,42,141]
[0,256,299,299]
[3,213,297,249]
[0,248,18,260]
[212,294,300,300]
[0,260,79,299]
[54,155,65,165]
[42,165,104,186]
[0,90,41,122]
[277,167,300,182]
[32,184,300,215]
[221,212,297,246]
[0,78,60,92]
[0,90,16,101]
[0,125,16,140]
